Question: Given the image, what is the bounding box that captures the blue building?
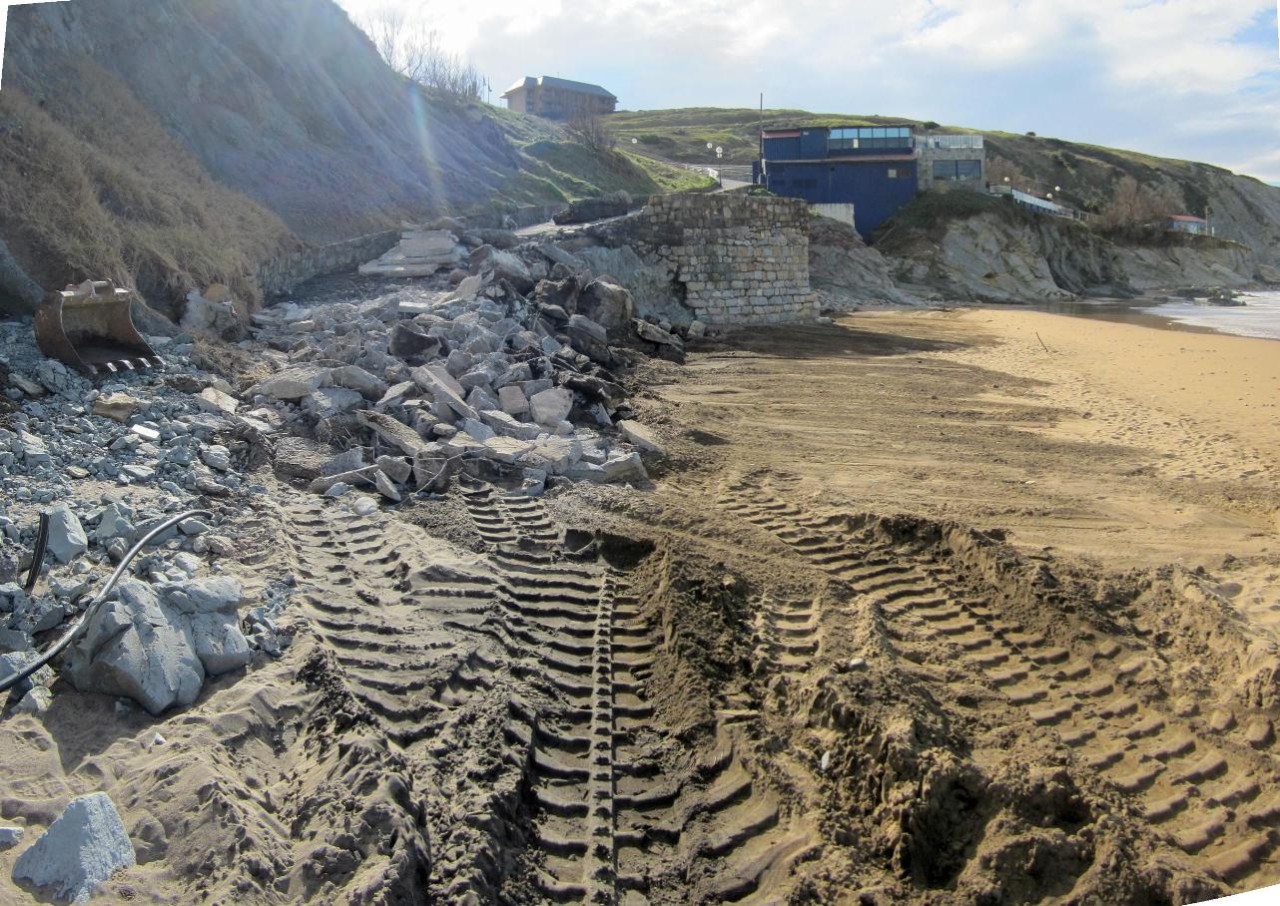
[759,125,920,241]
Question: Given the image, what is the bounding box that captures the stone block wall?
[257,230,400,297]
[620,194,814,325]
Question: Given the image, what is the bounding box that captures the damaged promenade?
[0,190,1279,905]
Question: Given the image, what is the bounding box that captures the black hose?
[23,512,51,595]
[0,508,213,695]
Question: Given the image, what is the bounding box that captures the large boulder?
[577,279,634,333]
[12,792,135,904]
[65,578,250,716]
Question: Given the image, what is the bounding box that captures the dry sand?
[3,309,1280,904]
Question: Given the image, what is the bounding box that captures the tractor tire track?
[720,472,1280,888]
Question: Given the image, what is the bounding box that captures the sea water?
[1153,291,1280,340]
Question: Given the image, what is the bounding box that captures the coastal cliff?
[876,192,1259,304]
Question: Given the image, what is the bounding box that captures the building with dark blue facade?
[759,125,920,241]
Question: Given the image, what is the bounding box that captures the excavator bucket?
[34,280,164,377]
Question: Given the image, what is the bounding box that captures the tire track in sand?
[464,485,816,904]
[719,472,1280,888]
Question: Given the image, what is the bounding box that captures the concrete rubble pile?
[252,229,676,503]
[0,318,289,718]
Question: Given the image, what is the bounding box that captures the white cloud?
[333,0,1280,179]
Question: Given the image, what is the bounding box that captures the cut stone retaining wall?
[617,194,815,326]
[257,230,400,297]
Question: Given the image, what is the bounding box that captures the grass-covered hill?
[608,108,1280,267]
[0,0,709,315]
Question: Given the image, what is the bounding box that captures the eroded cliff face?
[0,0,557,314]
[880,204,1259,304]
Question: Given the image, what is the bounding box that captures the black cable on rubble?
[0,509,213,695]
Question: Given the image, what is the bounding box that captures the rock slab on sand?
[12,792,135,904]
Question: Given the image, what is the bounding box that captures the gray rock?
[461,418,497,442]
[330,365,389,401]
[162,577,243,615]
[46,506,88,564]
[200,445,231,471]
[188,612,252,675]
[374,470,402,502]
[578,279,635,332]
[12,792,135,905]
[480,409,541,441]
[320,447,367,477]
[0,827,24,848]
[498,385,529,416]
[65,580,204,716]
[93,503,134,545]
[303,387,364,419]
[529,388,573,427]
[411,366,478,422]
[375,456,413,484]
[196,387,239,416]
[357,410,429,456]
[388,322,441,359]
[254,366,330,401]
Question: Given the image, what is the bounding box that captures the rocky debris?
[245,257,667,503]
[553,192,631,226]
[12,792,135,905]
[1206,288,1245,307]
[359,228,466,278]
[66,577,251,715]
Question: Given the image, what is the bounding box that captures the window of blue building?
[932,160,983,181]
[828,126,912,152]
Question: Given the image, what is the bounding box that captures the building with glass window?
[915,133,986,192]
[756,125,988,240]
[759,125,919,241]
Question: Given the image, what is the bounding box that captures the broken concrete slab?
[303,387,364,419]
[330,365,389,401]
[12,792,135,905]
[356,410,429,456]
[253,366,330,401]
[480,409,541,441]
[618,420,665,455]
[529,387,573,427]
[374,470,402,502]
[411,366,478,421]
[195,387,239,416]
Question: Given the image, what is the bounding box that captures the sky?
[332,0,1280,183]
[1,1,1278,180]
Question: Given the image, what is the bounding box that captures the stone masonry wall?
[257,230,400,298]
[621,194,814,326]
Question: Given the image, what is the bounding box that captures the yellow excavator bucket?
[34,280,164,377]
